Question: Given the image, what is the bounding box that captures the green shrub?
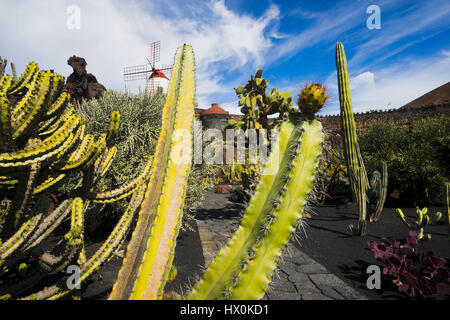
[359,116,450,205]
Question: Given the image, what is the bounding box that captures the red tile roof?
[201,103,229,115]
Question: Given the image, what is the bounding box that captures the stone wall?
[317,104,449,133]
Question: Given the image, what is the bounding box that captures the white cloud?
[0,0,279,106]
[325,52,450,114]
[351,72,375,90]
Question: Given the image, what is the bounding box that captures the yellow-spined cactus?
[0,60,152,300]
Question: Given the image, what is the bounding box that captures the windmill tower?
[124,41,173,94]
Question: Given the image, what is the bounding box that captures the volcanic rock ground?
[83,188,449,300]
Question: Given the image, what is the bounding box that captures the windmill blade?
[124,64,151,81]
[148,41,161,69]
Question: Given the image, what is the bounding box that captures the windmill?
[124,41,172,94]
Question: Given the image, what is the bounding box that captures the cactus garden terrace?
[0,1,449,304]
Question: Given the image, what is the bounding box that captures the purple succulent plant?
[368,231,450,299]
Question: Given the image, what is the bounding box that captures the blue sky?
[0,0,449,115]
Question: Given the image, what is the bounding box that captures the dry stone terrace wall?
[195,104,449,152]
[317,104,450,133]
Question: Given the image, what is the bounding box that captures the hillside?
[400,82,450,109]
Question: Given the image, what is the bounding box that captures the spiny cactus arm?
[10,63,17,82]
[348,167,367,236]
[1,162,40,238]
[22,200,73,251]
[60,140,101,172]
[228,118,324,300]
[39,198,84,273]
[0,114,82,168]
[93,146,117,182]
[0,213,42,260]
[0,91,14,152]
[109,44,195,300]
[38,107,75,135]
[0,57,6,78]
[0,74,13,94]
[186,116,323,300]
[90,156,152,203]
[395,208,413,229]
[336,42,359,202]
[23,184,147,300]
[129,45,195,300]
[33,173,66,195]
[45,92,69,119]
[12,71,53,142]
[428,210,442,225]
[7,62,39,96]
[46,74,64,108]
[10,70,40,125]
[106,111,120,144]
[369,162,388,222]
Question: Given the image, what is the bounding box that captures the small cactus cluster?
[395,207,442,241]
[297,83,328,115]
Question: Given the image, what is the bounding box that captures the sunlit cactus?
[335,42,388,235]
[0,61,152,300]
[109,44,197,300]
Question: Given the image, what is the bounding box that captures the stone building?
[195,103,230,131]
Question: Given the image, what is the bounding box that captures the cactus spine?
[336,42,388,235]
[109,44,196,300]
[186,113,324,300]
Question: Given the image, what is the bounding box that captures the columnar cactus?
[186,112,324,300]
[335,42,388,235]
[109,44,197,300]
[335,42,360,202]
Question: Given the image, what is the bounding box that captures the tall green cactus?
[336,43,359,202]
[0,60,152,300]
[109,44,196,300]
[335,42,388,235]
[186,113,324,300]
